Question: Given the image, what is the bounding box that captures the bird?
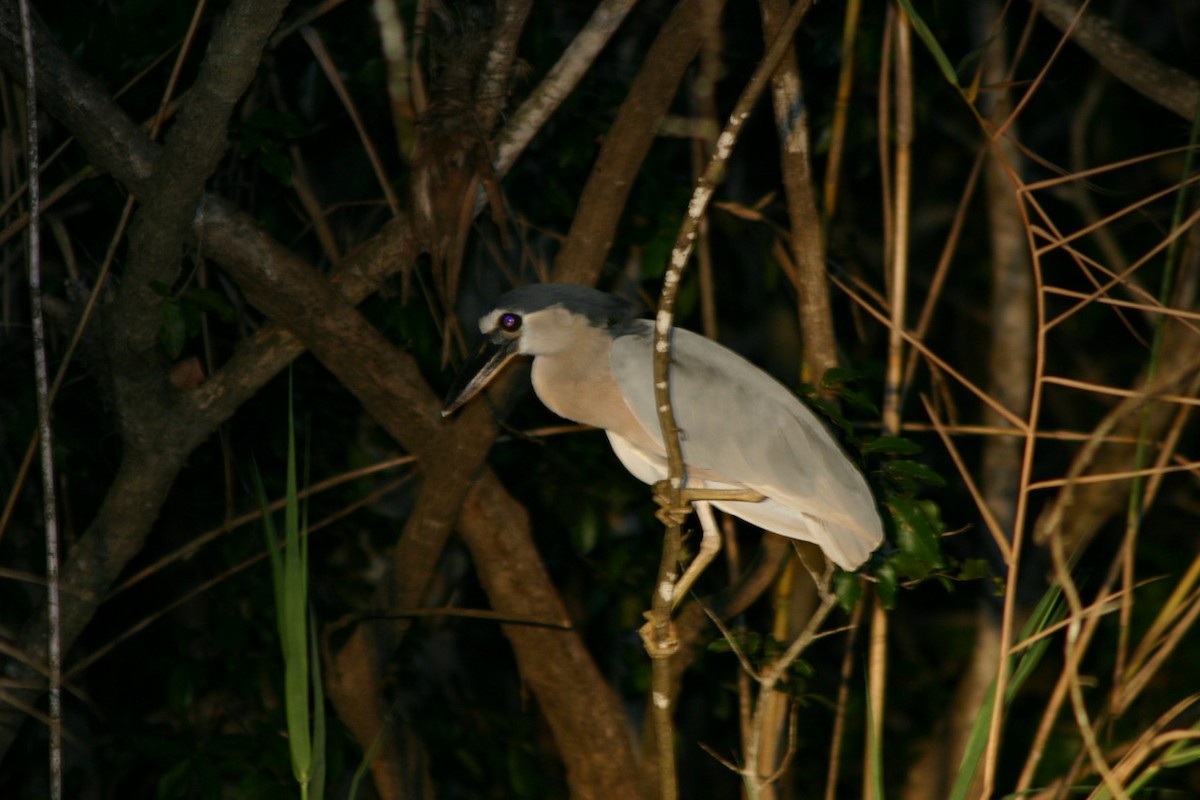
[442,284,883,602]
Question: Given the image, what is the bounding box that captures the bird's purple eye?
[499,313,522,332]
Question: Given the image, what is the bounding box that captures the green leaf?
[838,388,881,417]
[818,367,880,416]
[861,435,923,455]
[803,396,853,436]
[948,587,1063,800]
[259,145,294,185]
[820,366,865,387]
[887,497,945,579]
[955,558,999,588]
[874,561,897,610]
[570,505,600,555]
[181,287,235,322]
[708,630,764,656]
[179,294,203,337]
[309,612,326,800]
[834,569,863,614]
[886,459,947,488]
[254,373,323,794]
[895,0,963,91]
[160,301,187,359]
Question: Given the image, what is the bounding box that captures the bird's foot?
[639,612,680,658]
[652,480,692,528]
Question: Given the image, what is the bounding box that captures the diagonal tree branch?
[107,0,291,449]
[1033,0,1200,120]
[0,1,765,793]
[496,0,639,176]
[199,196,646,798]
[552,0,730,284]
[0,7,645,791]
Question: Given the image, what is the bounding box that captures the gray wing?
[609,320,883,568]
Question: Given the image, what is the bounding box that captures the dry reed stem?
[301,26,402,216]
[921,396,1012,562]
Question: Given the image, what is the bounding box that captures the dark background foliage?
[1,0,1199,797]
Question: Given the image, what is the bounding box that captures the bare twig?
[372,0,418,159]
[866,6,913,795]
[823,593,865,800]
[301,26,402,216]
[823,0,861,219]
[1048,525,1131,799]
[496,0,639,176]
[17,0,60,793]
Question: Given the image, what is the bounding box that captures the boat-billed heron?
[443,284,883,602]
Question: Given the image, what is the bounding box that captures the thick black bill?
[441,331,521,416]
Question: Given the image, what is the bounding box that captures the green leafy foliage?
[151,280,236,359]
[886,496,945,581]
[947,588,1065,800]
[7,2,1200,797]
[834,569,864,614]
[232,109,310,185]
[805,368,999,611]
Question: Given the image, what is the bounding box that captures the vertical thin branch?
[864,597,888,800]
[883,4,912,436]
[645,4,817,799]
[646,531,681,800]
[760,0,838,381]
[824,595,866,800]
[823,0,862,219]
[18,0,61,796]
[865,5,912,796]
[651,0,816,522]
[150,0,208,139]
[372,0,418,160]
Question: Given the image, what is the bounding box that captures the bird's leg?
[670,500,722,609]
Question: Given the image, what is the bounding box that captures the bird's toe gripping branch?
[650,481,766,610]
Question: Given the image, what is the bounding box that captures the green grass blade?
[895,0,962,91]
[252,463,285,625]
[282,374,312,782]
[257,372,324,794]
[948,587,1064,800]
[309,611,326,800]
[349,727,386,800]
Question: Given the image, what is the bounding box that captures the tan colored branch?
[760,0,839,383]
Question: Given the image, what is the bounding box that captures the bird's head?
[441,284,636,416]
